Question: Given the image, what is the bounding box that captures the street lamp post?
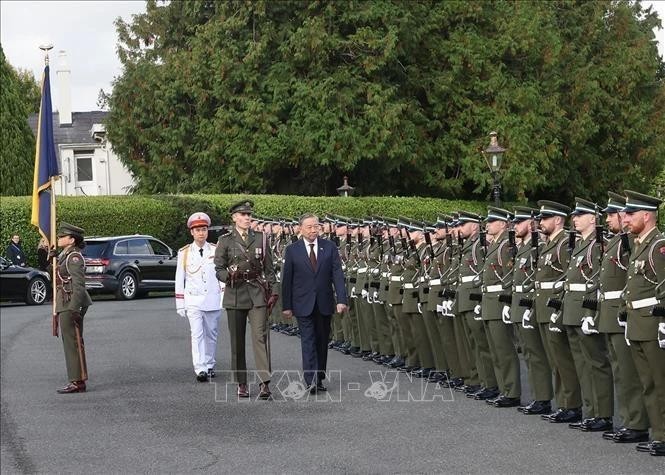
[336,176,355,197]
[483,131,506,207]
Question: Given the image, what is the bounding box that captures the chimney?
[56,50,72,126]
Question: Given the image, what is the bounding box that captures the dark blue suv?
[82,235,177,300]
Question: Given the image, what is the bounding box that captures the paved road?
[1,297,662,474]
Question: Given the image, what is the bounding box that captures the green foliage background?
[107,0,665,203]
[0,45,39,196]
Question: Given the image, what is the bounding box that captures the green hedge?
[3,193,662,268]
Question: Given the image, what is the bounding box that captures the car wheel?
[26,277,48,305]
[116,271,138,300]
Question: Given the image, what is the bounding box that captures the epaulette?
[208,242,217,247]
[179,244,189,252]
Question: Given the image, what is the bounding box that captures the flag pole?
[40,44,59,337]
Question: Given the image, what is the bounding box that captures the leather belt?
[603,290,623,300]
[628,297,657,310]
[461,275,475,283]
[235,270,262,281]
[429,279,441,286]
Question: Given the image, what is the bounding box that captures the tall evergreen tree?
[107,0,664,201]
[0,45,37,196]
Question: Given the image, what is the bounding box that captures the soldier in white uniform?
[175,212,223,382]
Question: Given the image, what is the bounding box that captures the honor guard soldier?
[622,190,665,457]
[214,200,279,399]
[563,198,613,432]
[533,201,580,423]
[511,207,554,415]
[384,218,407,368]
[53,223,92,394]
[457,211,498,400]
[481,207,521,408]
[598,193,650,444]
[175,212,223,382]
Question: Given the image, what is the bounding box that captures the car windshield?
[82,241,108,258]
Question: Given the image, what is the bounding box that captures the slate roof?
[27,111,107,147]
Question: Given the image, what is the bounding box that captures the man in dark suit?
[282,213,348,393]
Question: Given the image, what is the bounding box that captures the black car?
[0,256,50,305]
[82,235,177,300]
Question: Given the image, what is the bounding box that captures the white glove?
[581,316,598,335]
[501,305,511,324]
[436,304,444,314]
[417,303,423,314]
[372,291,380,304]
[658,323,665,349]
[550,311,559,324]
[617,317,627,328]
[351,287,357,299]
[177,308,187,318]
[473,304,482,320]
[445,300,455,317]
[522,309,534,329]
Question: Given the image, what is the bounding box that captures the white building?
[27,51,135,196]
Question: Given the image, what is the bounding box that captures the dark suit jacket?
[281,237,348,317]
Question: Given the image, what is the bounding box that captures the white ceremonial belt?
[429,279,441,286]
[461,275,475,283]
[629,297,658,310]
[567,283,587,292]
[514,285,524,293]
[538,282,555,290]
[484,285,502,293]
[404,283,415,289]
[390,276,402,282]
[381,272,390,278]
[357,267,368,273]
[603,290,623,300]
[419,277,427,283]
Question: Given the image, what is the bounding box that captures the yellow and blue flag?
[30,64,60,243]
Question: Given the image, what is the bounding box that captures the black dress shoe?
[446,377,464,389]
[56,381,86,394]
[486,394,503,405]
[409,366,423,376]
[196,371,209,382]
[580,417,613,432]
[428,372,445,383]
[349,347,362,357]
[309,382,328,394]
[650,440,665,456]
[636,441,653,453]
[362,351,378,361]
[492,396,521,408]
[473,387,500,400]
[603,429,618,441]
[399,365,416,373]
[237,383,249,398]
[389,357,406,368]
[328,341,335,349]
[613,428,649,444]
[258,382,272,400]
[568,421,584,430]
[463,384,481,395]
[549,408,582,423]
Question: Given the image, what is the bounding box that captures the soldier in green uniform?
[384,219,407,368]
[420,222,451,383]
[481,207,521,407]
[563,198,613,432]
[439,216,471,388]
[368,219,394,364]
[534,201,582,423]
[598,192,649,443]
[511,207,554,415]
[457,211,498,400]
[622,190,665,457]
[214,200,278,399]
[53,223,92,394]
[401,222,435,378]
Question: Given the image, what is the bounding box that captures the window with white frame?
[74,149,94,182]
